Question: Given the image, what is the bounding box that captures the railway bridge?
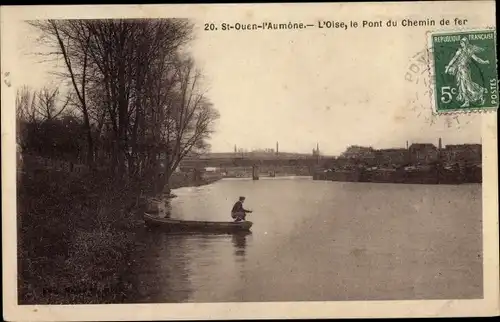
[178,153,323,177]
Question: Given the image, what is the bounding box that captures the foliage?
[17,19,220,304]
[23,19,219,183]
[17,157,143,304]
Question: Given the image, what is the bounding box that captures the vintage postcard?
[1,1,499,321]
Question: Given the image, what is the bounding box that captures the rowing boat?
[144,212,253,233]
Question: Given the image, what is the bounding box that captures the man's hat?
[239,196,246,200]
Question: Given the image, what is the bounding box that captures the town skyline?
[204,137,482,157]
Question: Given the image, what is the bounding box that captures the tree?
[28,20,95,166]
[158,57,219,193]
[28,19,219,192]
[16,85,38,124]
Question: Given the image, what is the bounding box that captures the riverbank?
[18,166,137,304]
[17,157,220,304]
[313,165,482,184]
[169,172,222,190]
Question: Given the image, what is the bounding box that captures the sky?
[13,4,488,156]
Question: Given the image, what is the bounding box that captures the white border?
[2,2,499,321]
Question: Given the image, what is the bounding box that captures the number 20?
[205,23,216,31]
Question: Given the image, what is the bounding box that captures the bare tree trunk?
[50,20,95,167]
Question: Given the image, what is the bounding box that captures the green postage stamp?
[428,29,498,113]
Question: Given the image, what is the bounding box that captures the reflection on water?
[125,178,482,303]
[232,232,249,260]
[128,227,253,303]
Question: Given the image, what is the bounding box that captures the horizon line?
[207,141,482,153]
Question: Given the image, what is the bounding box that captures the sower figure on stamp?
[445,37,490,108]
[231,196,253,222]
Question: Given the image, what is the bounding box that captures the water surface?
[127,177,482,302]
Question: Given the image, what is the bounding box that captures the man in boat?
[231,196,252,222]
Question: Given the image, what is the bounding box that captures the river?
[125,177,482,303]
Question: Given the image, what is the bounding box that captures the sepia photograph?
[1,1,499,320]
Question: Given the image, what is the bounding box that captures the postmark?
[404,48,478,130]
[427,29,498,114]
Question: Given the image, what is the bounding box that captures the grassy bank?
[17,163,142,304]
[17,156,220,304]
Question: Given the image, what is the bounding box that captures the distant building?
[408,143,438,164]
[443,144,482,164]
[341,146,375,159]
[374,148,408,166]
[251,148,275,153]
[312,143,320,157]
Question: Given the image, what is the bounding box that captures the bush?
[17,157,145,304]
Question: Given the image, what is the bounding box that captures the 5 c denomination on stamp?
[428,29,498,114]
